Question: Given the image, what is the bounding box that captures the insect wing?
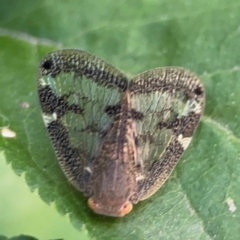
[129,67,205,200]
[37,49,128,193]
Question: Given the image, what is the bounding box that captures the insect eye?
[120,201,133,216]
[87,197,99,210]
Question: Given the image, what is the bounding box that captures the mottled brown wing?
[37,49,128,194]
[129,67,205,200]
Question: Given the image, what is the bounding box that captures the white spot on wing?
[43,113,57,126]
[84,167,92,174]
[39,77,48,86]
[178,135,192,149]
[182,99,202,116]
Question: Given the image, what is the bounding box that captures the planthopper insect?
[37,49,205,217]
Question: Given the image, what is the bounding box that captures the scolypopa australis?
[37,49,205,217]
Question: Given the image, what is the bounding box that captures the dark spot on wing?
[69,104,84,115]
[42,59,53,70]
[135,163,141,169]
[158,111,201,138]
[158,109,178,130]
[105,104,121,115]
[135,136,139,146]
[38,85,83,118]
[194,85,204,95]
[131,108,144,120]
[136,133,156,145]
[80,123,101,133]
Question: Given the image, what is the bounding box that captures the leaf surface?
[1,0,240,239]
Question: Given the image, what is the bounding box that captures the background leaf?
[1,0,240,239]
[0,234,38,240]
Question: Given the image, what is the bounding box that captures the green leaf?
[1,0,240,239]
[0,235,38,240]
